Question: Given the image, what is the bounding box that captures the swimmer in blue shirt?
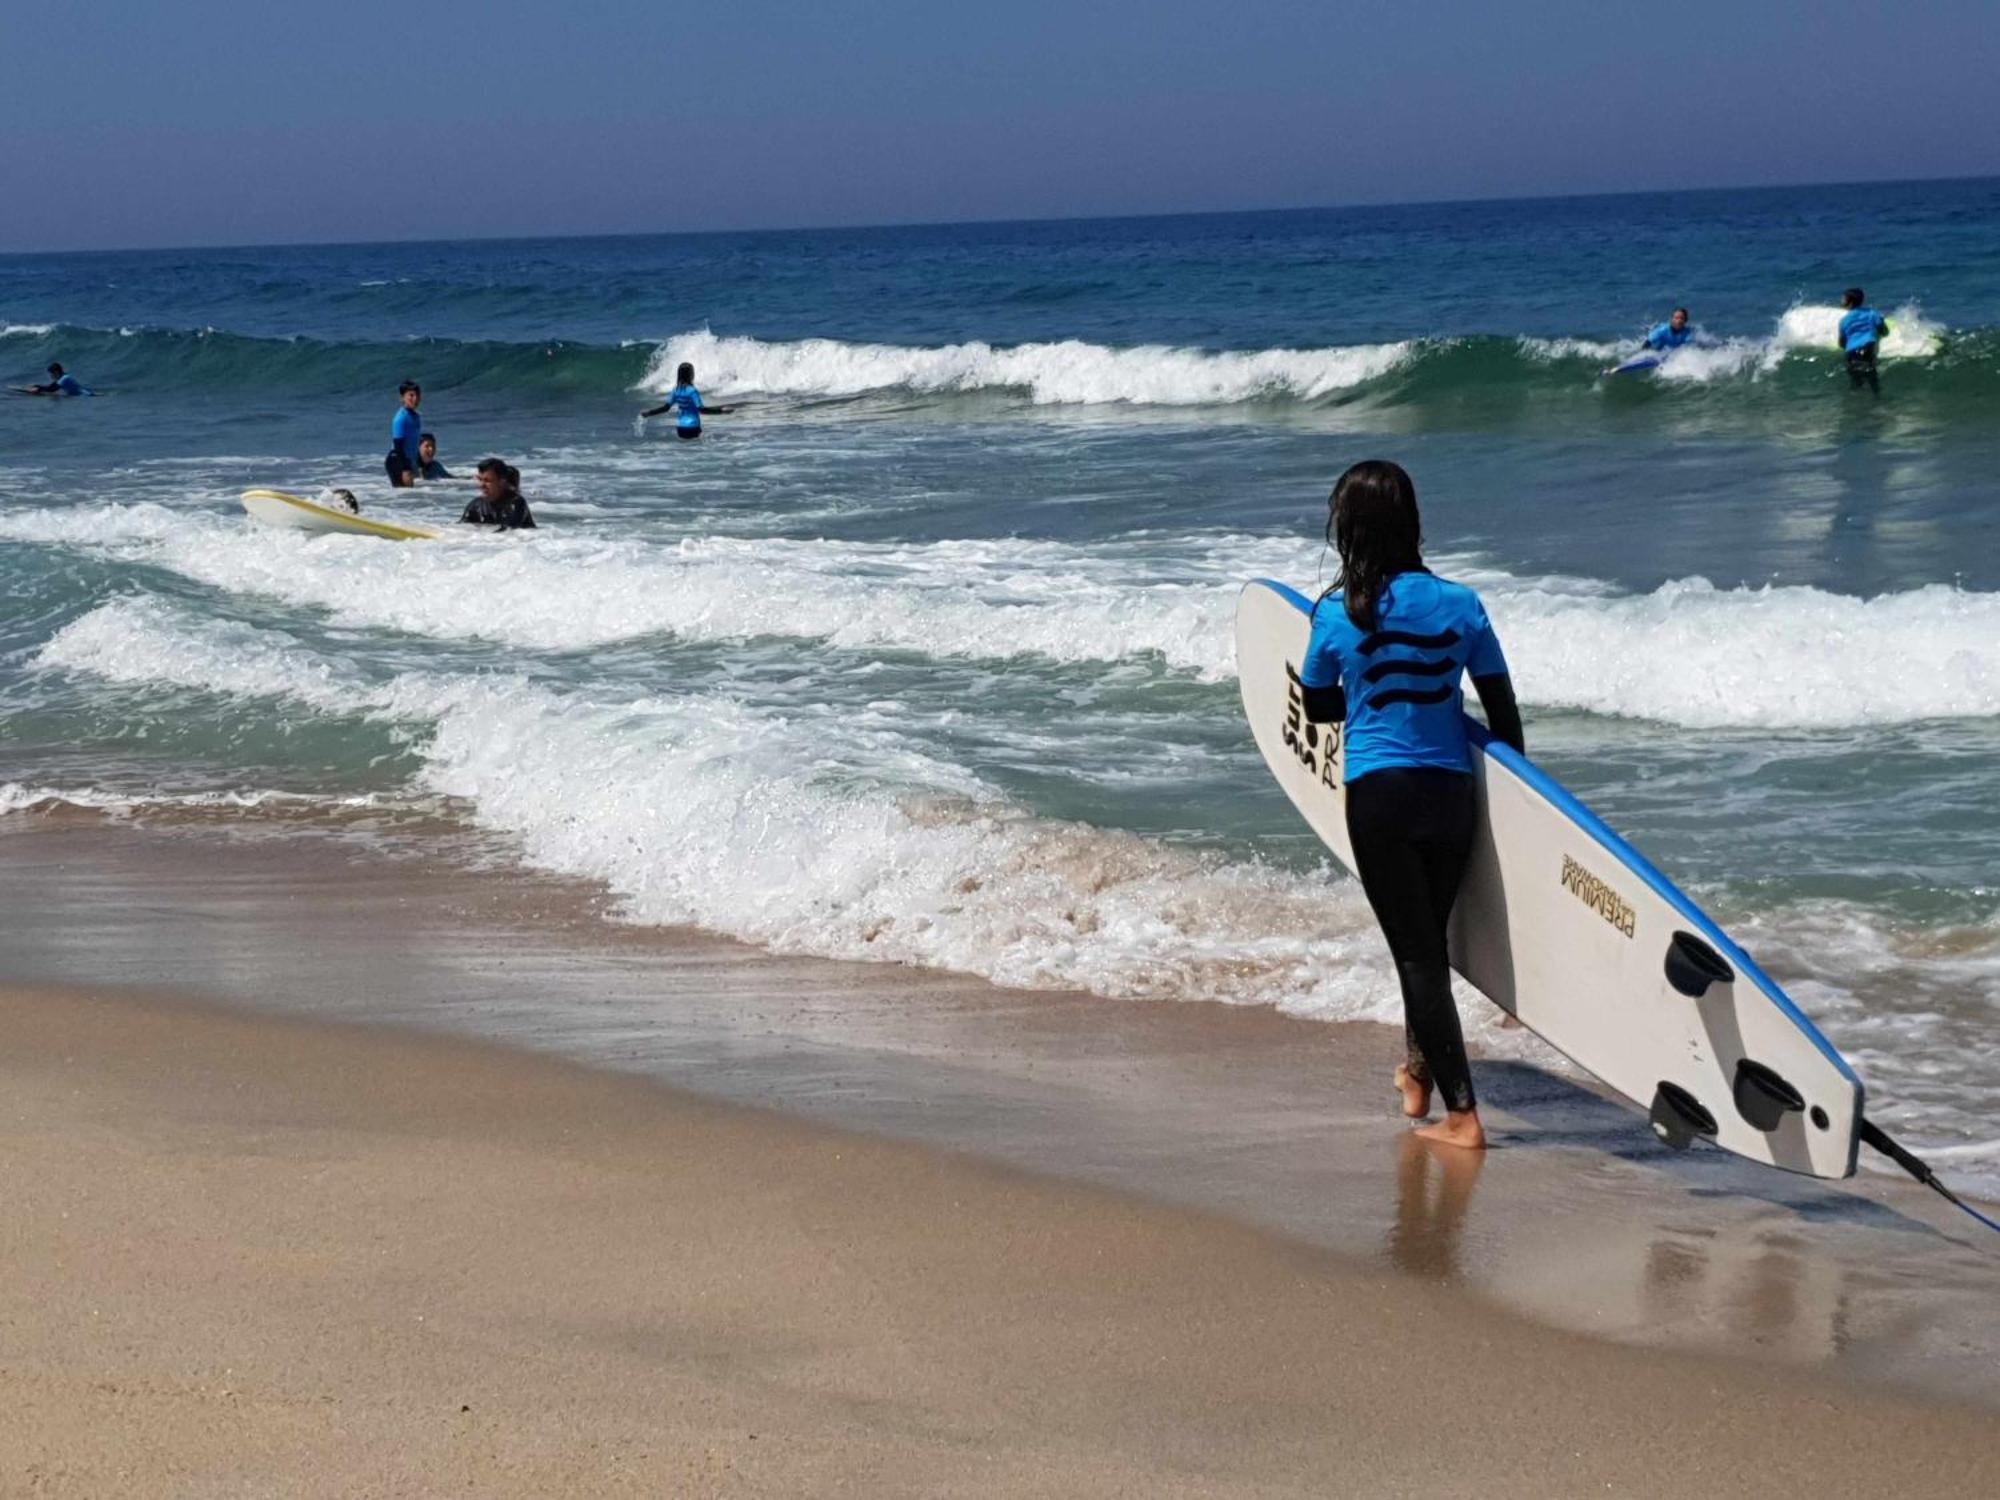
[1296,460,1525,1151]
[1837,287,1890,395]
[1641,307,1693,352]
[641,362,733,440]
[19,362,92,397]
[386,381,424,486]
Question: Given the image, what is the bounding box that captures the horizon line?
[4,170,1994,261]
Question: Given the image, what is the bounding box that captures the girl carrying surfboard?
[1296,461,1524,1150]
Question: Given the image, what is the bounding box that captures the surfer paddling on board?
[640,362,733,439]
[458,458,537,530]
[18,362,92,396]
[385,381,424,486]
[1640,307,1693,353]
[1297,461,1524,1150]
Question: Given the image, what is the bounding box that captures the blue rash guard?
[1838,306,1888,353]
[391,406,423,465]
[669,382,703,431]
[1298,570,1509,783]
[1644,322,1693,352]
[52,373,90,396]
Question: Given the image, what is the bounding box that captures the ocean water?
[5,179,1999,1192]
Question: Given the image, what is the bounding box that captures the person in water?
[1296,460,1525,1151]
[24,362,91,396]
[641,362,732,439]
[459,458,537,530]
[1641,307,1693,352]
[386,381,424,486]
[1837,287,1890,395]
[417,432,452,480]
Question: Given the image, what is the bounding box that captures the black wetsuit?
[1298,575,1523,1116]
[459,492,537,530]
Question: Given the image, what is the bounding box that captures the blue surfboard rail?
[1252,578,1860,1092]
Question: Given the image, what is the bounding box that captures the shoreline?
[4,816,2000,1415]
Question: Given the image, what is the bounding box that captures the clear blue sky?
[5,1,1996,252]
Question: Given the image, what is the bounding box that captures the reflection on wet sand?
[1388,1132,1486,1280]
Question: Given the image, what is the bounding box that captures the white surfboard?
[1237,579,1862,1179]
[241,489,442,541]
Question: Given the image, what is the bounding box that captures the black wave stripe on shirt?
[1356,627,1460,655]
[1369,683,1456,708]
[1361,656,1459,684]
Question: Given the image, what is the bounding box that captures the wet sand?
[4,816,2000,1493]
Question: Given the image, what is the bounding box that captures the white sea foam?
[638,329,1416,405]
[36,598,1404,1022]
[0,779,384,817]
[1493,577,2000,727]
[9,504,2000,728]
[1773,302,1944,360]
[0,323,58,338]
[35,598,2000,1189]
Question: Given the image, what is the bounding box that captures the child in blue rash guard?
[1641,307,1693,352]
[641,361,733,439]
[23,362,91,396]
[386,381,424,485]
[1296,460,1525,1152]
[1837,287,1890,394]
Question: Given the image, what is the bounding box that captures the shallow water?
[4,179,1998,1191]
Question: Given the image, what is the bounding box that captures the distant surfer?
[641,362,732,440]
[1837,287,1889,395]
[17,362,92,397]
[1640,307,1693,353]
[459,459,537,530]
[417,433,452,480]
[1296,460,1524,1151]
[386,381,424,486]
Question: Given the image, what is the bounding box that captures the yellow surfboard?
[240,488,442,541]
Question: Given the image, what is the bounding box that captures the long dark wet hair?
[1324,459,1426,630]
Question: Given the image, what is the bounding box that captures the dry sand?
[5,981,1999,1498]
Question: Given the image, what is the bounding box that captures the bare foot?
[1393,1064,1432,1120]
[1413,1109,1487,1150]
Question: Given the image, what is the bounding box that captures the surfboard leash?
[1860,1119,2000,1237]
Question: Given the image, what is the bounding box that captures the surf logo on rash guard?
[1560,853,1637,939]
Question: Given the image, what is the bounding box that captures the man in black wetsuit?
[459,458,537,530]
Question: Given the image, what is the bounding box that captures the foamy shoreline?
[4,814,1999,1418]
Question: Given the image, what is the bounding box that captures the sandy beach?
[3,815,2000,1495]
[5,977,2000,1498]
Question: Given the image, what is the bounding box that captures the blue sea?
[5,178,1999,1189]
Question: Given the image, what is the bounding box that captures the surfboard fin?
[1664,931,1734,998]
[1732,1059,1805,1131]
[1649,1082,1718,1150]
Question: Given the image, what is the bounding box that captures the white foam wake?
[639,329,1416,405]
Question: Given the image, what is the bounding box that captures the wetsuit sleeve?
[1297,608,1346,723]
[1472,674,1524,754]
